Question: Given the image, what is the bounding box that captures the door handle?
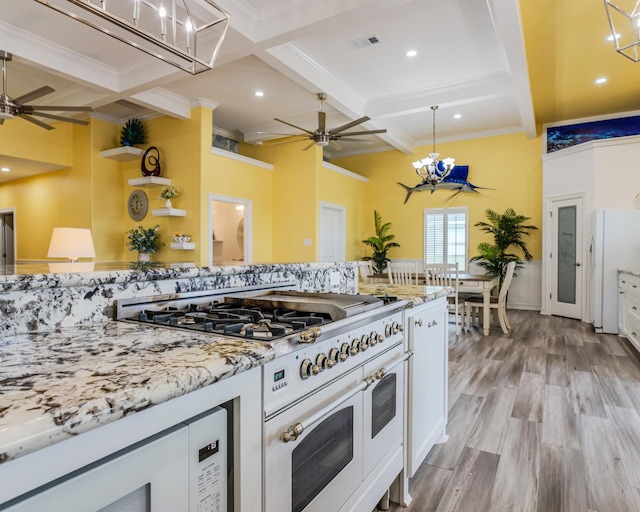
[573,262,581,267]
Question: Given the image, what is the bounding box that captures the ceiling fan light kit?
[33,0,230,74]
[605,0,640,62]
[0,51,92,130]
[269,92,387,151]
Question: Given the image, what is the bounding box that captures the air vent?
[349,35,380,49]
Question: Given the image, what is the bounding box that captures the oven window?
[371,373,397,438]
[292,407,354,512]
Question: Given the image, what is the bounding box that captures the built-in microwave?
[1,407,227,512]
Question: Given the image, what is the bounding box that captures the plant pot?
[138,252,151,262]
[164,199,172,208]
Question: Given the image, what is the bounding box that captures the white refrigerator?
[590,209,640,333]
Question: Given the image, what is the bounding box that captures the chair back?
[499,262,516,303]
[424,263,459,293]
[387,262,418,285]
[359,261,375,283]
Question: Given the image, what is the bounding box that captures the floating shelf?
[128,176,171,187]
[100,146,145,161]
[152,208,186,217]
[170,242,196,250]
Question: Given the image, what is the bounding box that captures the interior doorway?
[319,202,346,262]
[0,210,16,271]
[209,194,252,265]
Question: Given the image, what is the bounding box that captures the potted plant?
[158,185,179,208]
[126,225,162,261]
[470,208,538,286]
[362,210,400,275]
[120,118,145,147]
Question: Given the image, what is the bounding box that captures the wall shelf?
[152,208,186,217]
[100,146,145,161]
[128,176,171,187]
[170,242,196,250]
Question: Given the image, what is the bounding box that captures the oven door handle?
[280,350,413,443]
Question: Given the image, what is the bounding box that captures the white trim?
[208,194,253,265]
[0,208,16,267]
[209,147,274,170]
[213,126,241,140]
[191,98,219,111]
[319,201,346,263]
[130,87,192,119]
[416,125,524,146]
[321,162,368,182]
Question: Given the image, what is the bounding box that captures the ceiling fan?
[0,51,92,131]
[266,93,387,151]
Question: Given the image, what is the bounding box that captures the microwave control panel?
[184,406,227,512]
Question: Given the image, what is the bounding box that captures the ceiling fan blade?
[274,118,314,134]
[17,113,54,130]
[335,129,387,137]
[333,138,375,142]
[302,141,317,151]
[329,140,344,151]
[267,137,311,146]
[28,111,89,126]
[257,131,301,135]
[318,111,326,132]
[330,116,370,134]
[13,86,55,105]
[22,105,93,112]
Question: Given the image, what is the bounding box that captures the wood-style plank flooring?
[390,310,640,512]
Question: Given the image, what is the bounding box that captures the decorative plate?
[128,189,148,221]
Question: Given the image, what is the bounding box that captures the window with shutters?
[424,207,468,272]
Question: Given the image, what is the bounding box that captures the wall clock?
[128,189,148,221]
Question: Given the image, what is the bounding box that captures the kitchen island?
[0,264,450,511]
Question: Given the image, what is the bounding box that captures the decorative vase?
[138,252,151,262]
[165,199,172,209]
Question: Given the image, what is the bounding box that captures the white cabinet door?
[406,298,448,477]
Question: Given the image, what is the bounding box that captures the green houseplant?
[120,119,145,147]
[362,210,400,275]
[127,225,162,261]
[470,208,538,286]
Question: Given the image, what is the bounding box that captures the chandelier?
[412,105,455,185]
[34,0,230,74]
[605,0,640,62]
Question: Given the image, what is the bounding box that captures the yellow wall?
[333,131,543,261]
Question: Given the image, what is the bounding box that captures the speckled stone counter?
[0,321,274,464]
[358,283,451,307]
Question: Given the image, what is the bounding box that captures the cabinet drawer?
[625,315,640,353]
[627,295,640,323]
[619,272,640,295]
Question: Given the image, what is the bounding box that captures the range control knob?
[300,359,313,380]
[350,339,360,356]
[359,334,369,352]
[369,331,378,346]
[327,348,339,368]
[316,353,327,371]
[378,334,385,343]
[340,343,350,361]
[385,324,392,338]
[398,324,405,332]
[392,321,399,334]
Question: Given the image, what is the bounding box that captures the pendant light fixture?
[605,0,640,62]
[412,106,456,185]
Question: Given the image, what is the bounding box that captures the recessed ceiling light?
[595,77,607,84]
[254,91,264,97]
[453,114,462,119]
[606,33,621,42]
[406,50,417,57]
[0,167,9,172]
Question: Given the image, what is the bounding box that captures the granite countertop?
[0,321,274,464]
[358,283,451,306]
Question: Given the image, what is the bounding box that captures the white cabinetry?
[405,297,448,477]
[619,271,640,353]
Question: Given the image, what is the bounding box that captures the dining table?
[367,271,500,336]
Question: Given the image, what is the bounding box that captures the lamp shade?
[47,227,96,262]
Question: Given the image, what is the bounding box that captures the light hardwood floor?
[391,310,640,512]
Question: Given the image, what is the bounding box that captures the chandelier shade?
[34,0,230,74]
[605,0,640,62]
[412,106,456,185]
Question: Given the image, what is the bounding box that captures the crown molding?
[415,125,523,146]
[191,98,220,111]
[130,87,191,119]
[321,161,368,182]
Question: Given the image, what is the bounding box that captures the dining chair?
[465,261,516,334]
[359,261,375,283]
[387,261,419,285]
[424,263,462,334]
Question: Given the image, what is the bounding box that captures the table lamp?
[47,227,96,272]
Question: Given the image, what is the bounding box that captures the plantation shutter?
[424,207,468,271]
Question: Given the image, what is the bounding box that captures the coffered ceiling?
[0,0,638,168]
